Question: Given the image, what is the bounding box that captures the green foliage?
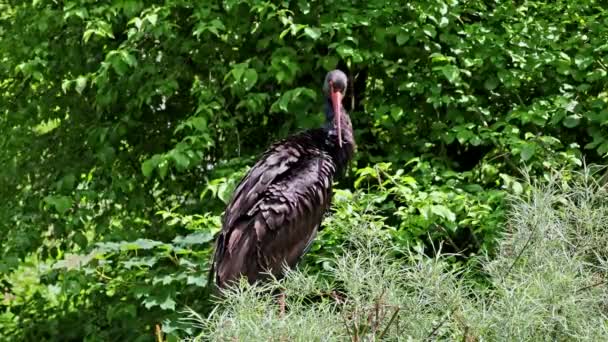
[194,168,608,340]
[0,0,606,340]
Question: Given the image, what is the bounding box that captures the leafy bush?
[194,167,608,340]
[0,0,606,340]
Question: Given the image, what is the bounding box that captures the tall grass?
[188,167,608,341]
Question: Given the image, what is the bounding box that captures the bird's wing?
[255,156,335,273]
[214,150,335,287]
[222,142,301,229]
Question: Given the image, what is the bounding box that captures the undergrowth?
[187,167,608,341]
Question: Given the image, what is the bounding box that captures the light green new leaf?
[431,205,456,222]
[75,76,88,94]
[303,27,321,40]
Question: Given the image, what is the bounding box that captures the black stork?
[210,69,356,289]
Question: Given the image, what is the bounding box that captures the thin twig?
[504,231,534,280]
[434,224,461,253]
[353,305,360,342]
[425,313,450,341]
[378,307,400,340]
[278,292,286,318]
[576,280,607,294]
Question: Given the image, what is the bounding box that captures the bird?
[210,69,356,289]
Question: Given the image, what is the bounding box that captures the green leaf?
[598,141,608,155]
[190,117,207,132]
[120,50,137,67]
[390,107,403,120]
[75,76,87,94]
[147,13,158,26]
[133,17,143,30]
[187,275,207,287]
[321,56,339,71]
[396,33,409,45]
[512,181,523,195]
[574,54,593,70]
[158,160,169,179]
[440,65,460,83]
[520,143,536,161]
[303,27,321,40]
[230,63,247,82]
[142,155,161,178]
[431,205,456,222]
[110,59,128,76]
[122,239,163,250]
[45,195,72,215]
[172,152,190,170]
[172,232,213,245]
[61,79,72,93]
[563,114,581,128]
[74,232,88,249]
[336,45,354,58]
[159,296,176,311]
[422,24,436,38]
[242,68,258,90]
[484,76,499,91]
[217,182,231,203]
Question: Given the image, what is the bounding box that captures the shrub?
[193,167,608,340]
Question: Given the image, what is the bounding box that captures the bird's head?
[323,69,348,147]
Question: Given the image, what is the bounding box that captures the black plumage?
[210,70,356,289]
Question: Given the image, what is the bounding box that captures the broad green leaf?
[242,68,258,90]
[396,33,409,45]
[120,50,137,67]
[336,45,354,58]
[321,56,339,71]
[172,232,213,245]
[439,65,460,84]
[158,160,169,179]
[598,141,608,155]
[172,152,190,170]
[520,143,536,161]
[44,195,72,215]
[187,275,207,287]
[431,205,456,222]
[390,107,403,120]
[159,296,176,311]
[422,24,436,38]
[142,155,162,178]
[190,117,207,132]
[121,239,163,250]
[147,13,158,26]
[512,181,523,195]
[75,76,87,94]
[303,27,321,40]
[563,114,581,128]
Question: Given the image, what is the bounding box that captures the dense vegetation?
[200,168,608,340]
[0,0,606,340]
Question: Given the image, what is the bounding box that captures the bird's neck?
[323,98,355,171]
[323,98,348,133]
[323,98,337,124]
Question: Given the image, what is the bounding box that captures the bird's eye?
[330,80,345,93]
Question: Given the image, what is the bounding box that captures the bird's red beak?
[329,82,343,147]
